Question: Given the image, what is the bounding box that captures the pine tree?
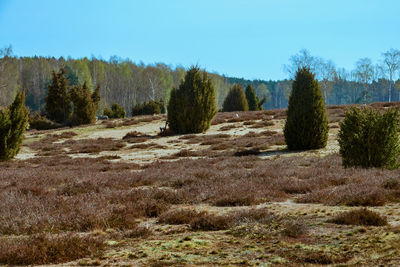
[0,90,29,160]
[284,67,328,150]
[245,84,259,111]
[168,66,217,134]
[45,68,71,124]
[70,81,100,125]
[222,84,249,112]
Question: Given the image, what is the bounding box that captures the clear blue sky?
[0,0,399,80]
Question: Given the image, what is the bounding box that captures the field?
[2,103,400,266]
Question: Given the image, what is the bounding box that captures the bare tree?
[318,60,336,103]
[381,48,400,102]
[353,58,374,103]
[283,49,320,78]
[0,45,13,58]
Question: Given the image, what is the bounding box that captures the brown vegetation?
[328,208,388,226]
[0,234,104,265]
[4,107,400,265]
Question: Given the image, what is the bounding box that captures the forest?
[0,46,399,114]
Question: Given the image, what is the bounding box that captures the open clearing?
[2,104,400,266]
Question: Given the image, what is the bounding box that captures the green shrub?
[222,84,249,112]
[168,66,217,134]
[0,90,29,161]
[45,68,71,124]
[103,103,125,118]
[245,84,266,111]
[29,112,62,130]
[131,100,165,116]
[45,68,100,126]
[284,67,328,150]
[338,107,400,169]
[70,82,100,125]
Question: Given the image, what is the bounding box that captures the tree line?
[1,45,400,114]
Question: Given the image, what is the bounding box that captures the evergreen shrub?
[222,84,249,112]
[338,107,400,169]
[284,67,328,150]
[168,66,217,134]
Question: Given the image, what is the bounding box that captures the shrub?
[284,67,328,150]
[222,84,249,112]
[29,112,62,130]
[70,82,100,126]
[131,100,165,116]
[45,68,71,124]
[0,90,29,161]
[190,213,232,231]
[0,234,104,265]
[245,84,266,111]
[338,107,400,169]
[328,208,387,226]
[158,209,202,225]
[281,219,307,237]
[213,195,257,207]
[234,148,261,157]
[168,66,217,134]
[103,103,125,118]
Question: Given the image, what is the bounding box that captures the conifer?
[168,66,217,134]
[222,84,249,112]
[245,84,259,111]
[45,68,71,124]
[0,90,29,160]
[284,67,328,150]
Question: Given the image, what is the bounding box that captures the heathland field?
[2,103,400,266]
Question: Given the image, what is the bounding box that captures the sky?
[0,0,399,80]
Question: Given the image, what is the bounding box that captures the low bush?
[230,208,272,225]
[29,112,62,130]
[103,103,126,118]
[0,234,104,265]
[328,208,387,226]
[158,209,203,225]
[338,107,400,169]
[131,100,165,116]
[213,195,257,206]
[234,148,261,157]
[281,219,307,237]
[158,209,231,230]
[297,184,387,206]
[190,213,233,231]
